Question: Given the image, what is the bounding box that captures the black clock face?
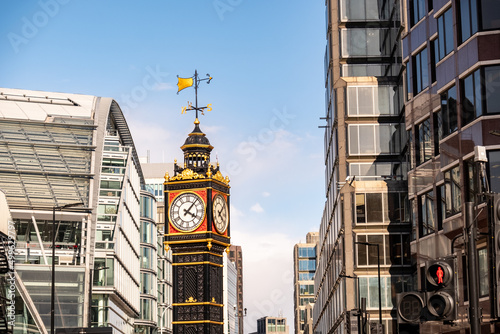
[169,192,205,232]
[212,194,228,234]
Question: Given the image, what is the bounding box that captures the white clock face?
[169,192,205,232]
[213,194,228,234]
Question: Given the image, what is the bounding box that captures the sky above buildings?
[0,1,325,331]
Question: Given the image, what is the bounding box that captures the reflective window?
[340,0,390,21]
[299,259,316,271]
[359,276,413,309]
[419,190,436,237]
[413,48,429,94]
[488,150,500,193]
[347,86,397,116]
[341,29,398,57]
[299,284,314,295]
[93,258,114,286]
[459,0,479,43]
[437,8,454,61]
[140,298,153,321]
[440,86,458,136]
[410,0,426,26]
[462,69,482,125]
[140,272,155,295]
[416,118,432,165]
[355,193,407,224]
[299,272,315,280]
[356,234,411,266]
[482,0,500,30]
[444,166,461,217]
[298,247,316,258]
[484,66,500,115]
[348,124,399,155]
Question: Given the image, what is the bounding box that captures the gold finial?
[164,244,170,252]
[226,247,230,254]
[207,241,212,250]
[164,171,169,182]
[174,159,177,164]
[207,164,212,178]
[225,176,230,184]
[194,118,200,125]
[211,297,216,303]
[184,163,187,168]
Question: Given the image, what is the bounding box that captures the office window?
[484,66,500,115]
[340,0,390,21]
[413,48,429,94]
[359,276,413,309]
[348,124,399,155]
[298,247,316,258]
[405,64,412,101]
[356,234,410,266]
[299,284,314,295]
[299,272,315,280]
[410,0,426,25]
[410,199,417,241]
[416,118,432,165]
[440,85,457,136]
[341,28,398,57]
[433,111,442,155]
[419,190,436,237]
[459,0,479,42]
[489,150,500,193]
[437,8,454,61]
[462,69,482,125]
[444,166,461,217]
[299,259,316,271]
[347,86,397,116]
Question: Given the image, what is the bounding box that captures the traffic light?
[397,292,425,324]
[425,257,457,321]
[492,194,500,318]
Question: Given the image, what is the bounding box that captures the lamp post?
[159,304,172,334]
[51,202,84,334]
[355,241,382,326]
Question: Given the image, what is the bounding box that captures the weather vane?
[177,70,213,119]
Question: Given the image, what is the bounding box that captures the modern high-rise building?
[224,255,238,334]
[228,245,244,334]
[315,1,410,333]
[293,232,318,334]
[0,88,145,333]
[255,316,289,334]
[400,0,500,331]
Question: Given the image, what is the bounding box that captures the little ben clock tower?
[164,117,230,334]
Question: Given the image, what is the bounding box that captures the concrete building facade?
[293,232,318,334]
[315,1,410,333]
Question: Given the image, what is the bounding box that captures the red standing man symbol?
[436,266,444,284]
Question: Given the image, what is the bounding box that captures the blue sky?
[0,1,326,331]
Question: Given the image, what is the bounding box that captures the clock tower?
[164,112,230,333]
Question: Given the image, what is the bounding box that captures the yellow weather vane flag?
[177,77,193,93]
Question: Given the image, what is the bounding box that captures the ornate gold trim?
[172,261,223,267]
[180,143,214,150]
[169,168,206,181]
[172,251,223,258]
[165,238,230,247]
[173,302,223,307]
[172,320,224,325]
[212,171,230,185]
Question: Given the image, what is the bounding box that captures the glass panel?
[366,193,383,222]
[485,66,500,114]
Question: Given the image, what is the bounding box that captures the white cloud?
[250,203,264,213]
[152,82,174,91]
[262,191,271,197]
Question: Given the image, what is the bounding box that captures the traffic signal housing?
[425,257,457,321]
[397,292,425,324]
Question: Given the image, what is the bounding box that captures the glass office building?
[0,88,144,333]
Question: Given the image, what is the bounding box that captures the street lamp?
[159,304,172,334]
[51,202,84,334]
[354,241,382,326]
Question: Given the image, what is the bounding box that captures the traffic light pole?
[465,202,481,334]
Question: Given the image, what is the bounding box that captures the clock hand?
[184,208,196,218]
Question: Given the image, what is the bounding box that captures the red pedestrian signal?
[425,258,457,321]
